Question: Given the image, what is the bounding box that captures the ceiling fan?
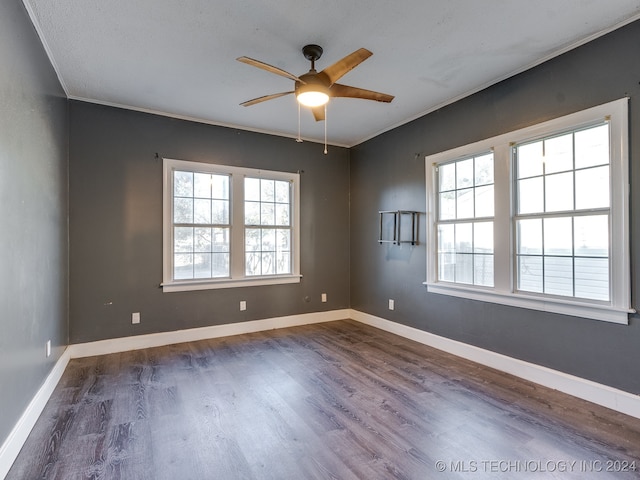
[237,45,394,121]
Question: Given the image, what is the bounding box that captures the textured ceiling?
[23,0,640,147]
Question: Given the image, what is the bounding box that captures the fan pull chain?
[324,104,328,155]
[296,103,303,143]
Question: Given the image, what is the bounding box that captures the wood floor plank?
[7,320,640,479]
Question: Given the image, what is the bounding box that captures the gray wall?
[351,20,640,394]
[69,102,350,343]
[0,1,68,447]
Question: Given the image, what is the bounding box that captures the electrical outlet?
[321,293,327,303]
[132,312,141,324]
[240,300,247,311]
[388,299,395,310]
[46,340,51,358]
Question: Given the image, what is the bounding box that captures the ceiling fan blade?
[237,56,305,83]
[330,83,394,103]
[240,91,294,107]
[320,48,373,85]
[311,106,325,122]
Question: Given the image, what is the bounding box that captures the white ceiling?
[23,0,640,147]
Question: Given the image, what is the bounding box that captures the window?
[514,124,610,301]
[172,170,231,280]
[244,177,293,276]
[425,98,632,324]
[163,159,300,291]
[436,152,495,287]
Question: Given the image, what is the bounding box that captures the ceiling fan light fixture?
[296,83,329,107]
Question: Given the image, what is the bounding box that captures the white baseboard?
[349,309,640,419]
[69,309,351,358]
[0,348,71,480]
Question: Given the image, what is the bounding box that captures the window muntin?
[436,153,495,287]
[163,159,300,291]
[514,123,611,301]
[425,98,632,324]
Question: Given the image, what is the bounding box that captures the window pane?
[174,197,193,223]
[474,222,493,254]
[518,256,543,293]
[544,256,573,297]
[575,124,609,169]
[574,215,608,257]
[245,178,260,201]
[575,166,609,210]
[277,229,290,252]
[246,252,260,276]
[212,175,229,200]
[212,252,229,277]
[455,254,473,284]
[455,223,473,253]
[277,252,291,274]
[438,253,455,282]
[456,188,474,219]
[194,173,211,198]
[474,254,494,287]
[474,153,494,186]
[517,177,543,214]
[439,163,456,191]
[174,253,193,279]
[456,158,474,189]
[544,217,572,256]
[261,179,275,202]
[438,224,454,253]
[212,200,229,224]
[517,218,542,255]
[261,229,275,252]
[212,227,229,252]
[276,204,290,226]
[245,228,260,252]
[262,252,275,275]
[545,172,573,212]
[517,141,544,179]
[194,227,211,252]
[245,201,260,225]
[544,133,573,174]
[194,253,212,278]
[575,257,609,301]
[474,185,494,217]
[193,198,211,224]
[439,191,456,220]
[174,227,193,252]
[275,181,290,203]
[174,171,193,197]
[261,203,275,225]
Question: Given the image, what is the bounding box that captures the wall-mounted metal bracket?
[378,210,418,245]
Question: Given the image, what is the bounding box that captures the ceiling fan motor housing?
[295,71,330,94]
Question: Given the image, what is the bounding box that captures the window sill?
[163,275,302,292]
[423,282,633,325]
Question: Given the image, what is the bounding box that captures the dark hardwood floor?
[7,320,640,479]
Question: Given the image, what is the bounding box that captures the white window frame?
[162,158,301,292]
[425,98,633,324]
